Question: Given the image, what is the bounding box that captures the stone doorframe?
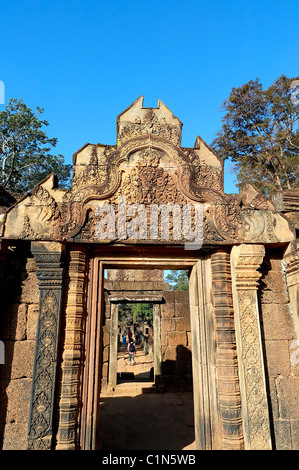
[75,249,244,451]
[107,299,162,392]
[27,244,274,450]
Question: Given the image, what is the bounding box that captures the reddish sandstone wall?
[258,249,299,450]
[4,247,298,450]
[0,243,38,450]
[161,290,192,391]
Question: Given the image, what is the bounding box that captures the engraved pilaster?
[231,244,272,450]
[27,241,65,450]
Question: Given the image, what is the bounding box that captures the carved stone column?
[27,241,65,450]
[284,243,299,340]
[230,244,272,450]
[211,250,244,450]
[56,247,87,450]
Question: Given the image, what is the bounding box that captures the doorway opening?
[97,266,195,450]
[117,302,154,383]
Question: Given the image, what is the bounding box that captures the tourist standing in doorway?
[127,338,136,365]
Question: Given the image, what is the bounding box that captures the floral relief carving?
[237,289,272,449]
[118,109,181,146]
[233,245,272,450]
[117,148,186,205]
[27,244,64,451]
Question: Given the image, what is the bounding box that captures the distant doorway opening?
[117,302,154,383]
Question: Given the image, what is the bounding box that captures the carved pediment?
[116,96,182,146]
[1,98,295,247]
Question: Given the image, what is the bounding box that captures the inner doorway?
[117,302,154,383]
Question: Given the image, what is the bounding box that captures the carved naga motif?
[21,186,60,240]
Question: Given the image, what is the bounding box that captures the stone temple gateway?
[0,96,298,450]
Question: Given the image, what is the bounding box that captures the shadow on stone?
[98,391,195,450]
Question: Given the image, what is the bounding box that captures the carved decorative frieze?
[72,145,112,189]
[118,108,182,146]
[180,160,223,193]
[231,244,272,450]
[115,148,187,205]
[242,209,279,243]
[27,241,65,450]
[59,139,245,243]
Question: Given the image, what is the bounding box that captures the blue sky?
[0,0,298,193]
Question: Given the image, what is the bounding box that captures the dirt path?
[117,344,154,379]
[98,347,195,451]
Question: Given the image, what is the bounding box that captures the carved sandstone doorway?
[74,246,244,451]
[4,98,293,450]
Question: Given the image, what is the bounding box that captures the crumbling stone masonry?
[0,97,299,450]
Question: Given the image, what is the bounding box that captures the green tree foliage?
[118,303,131,323]
[165,270,189,291]
[131,303,153,323]
[0,98,71,193]
[118,303,153,324]
[211,75,299,195]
